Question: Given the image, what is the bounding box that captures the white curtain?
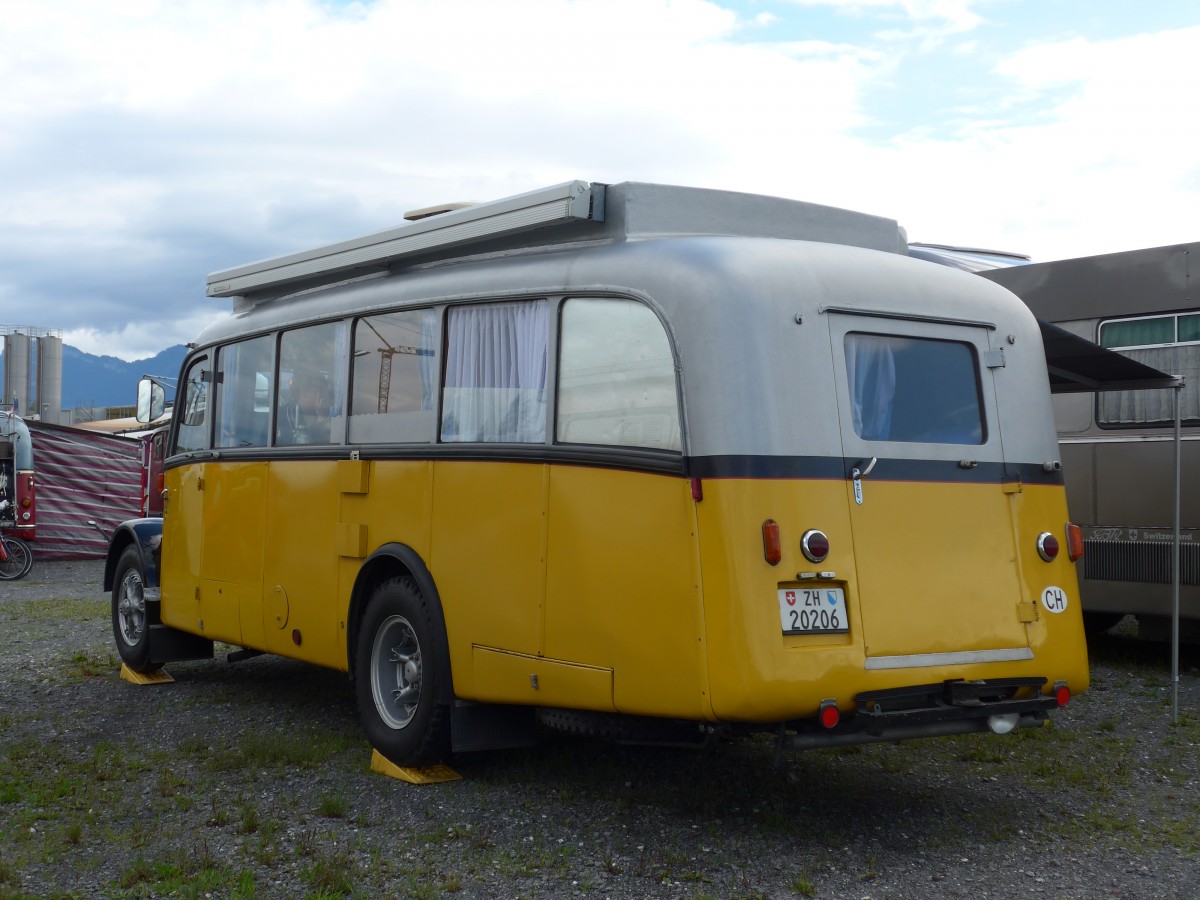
[441,299,549,442]
[1099,346,1200,425]
[845,334,897,441]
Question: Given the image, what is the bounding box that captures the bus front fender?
[102,518,164,592]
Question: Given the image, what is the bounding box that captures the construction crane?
[362,319,433,414]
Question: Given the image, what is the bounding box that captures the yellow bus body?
[160,458,1087,723]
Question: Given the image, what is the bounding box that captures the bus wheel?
[355,577,451,767]
[111,546,161,673]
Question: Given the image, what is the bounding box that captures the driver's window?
[173,356,212,454]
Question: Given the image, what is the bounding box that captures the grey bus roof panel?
[207,180,907,302]
[194,230,1059,463]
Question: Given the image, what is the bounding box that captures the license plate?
[779,587,849,634]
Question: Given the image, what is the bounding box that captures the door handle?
[850,457,878,481]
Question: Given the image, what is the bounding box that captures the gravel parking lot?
[2,558,1199,898]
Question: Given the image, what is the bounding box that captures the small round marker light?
[1036,532,1059,562]
[1055,684,1071,708]
[801,529,830,564]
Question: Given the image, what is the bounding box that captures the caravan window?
[1098,312,1200,426]
[845,333,984,444]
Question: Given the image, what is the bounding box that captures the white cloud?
[889,25,1200,260]
[782,0,985,38]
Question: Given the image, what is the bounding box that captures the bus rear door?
[825,313,1032,666]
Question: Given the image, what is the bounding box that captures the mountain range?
[1,344,189,412]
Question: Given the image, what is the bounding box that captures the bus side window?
[276,321,349,446]
[441,299,549,443]
[214,337,273,449]
[556,297,681,452]
[349,310,437,443]
[173,355,212,454]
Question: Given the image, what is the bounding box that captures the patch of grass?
[66,649,116,678]
[204,729,356,774]
[317,793,348,819]
[302,846,357,895]
[790,874,817,897]
[21,597,108,622]
[238,801,261,835]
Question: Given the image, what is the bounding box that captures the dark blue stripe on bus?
[687,455,1065,486]
[167,447,1064,486]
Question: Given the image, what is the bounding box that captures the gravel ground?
[1,558,1199,899]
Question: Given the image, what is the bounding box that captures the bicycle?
[0,531,32,581]
[0,500,33,581]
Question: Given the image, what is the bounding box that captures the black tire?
[0,535,32,581]
[354,576,451,767]
[111,546,162,672]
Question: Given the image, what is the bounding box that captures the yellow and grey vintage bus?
[105,180,1088,766]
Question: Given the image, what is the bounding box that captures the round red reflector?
[819,703,840,729]
[1037,532,1059,562]
[801,529,829,564]
[1055,685,1071,708]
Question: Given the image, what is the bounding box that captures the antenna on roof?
[403,202,476,222]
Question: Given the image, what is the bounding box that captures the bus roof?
[208,181,907,305]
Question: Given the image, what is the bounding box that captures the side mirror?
[136,377,166,423]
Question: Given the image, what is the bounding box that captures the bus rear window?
[845,333,984,444]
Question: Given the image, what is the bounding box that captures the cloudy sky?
[2,0,1197,361]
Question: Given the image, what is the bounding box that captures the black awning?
[1038,319,1182,394]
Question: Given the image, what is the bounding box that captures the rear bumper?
[790,677,1061,750]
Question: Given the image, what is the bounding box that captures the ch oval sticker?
[1041,585,1069,614]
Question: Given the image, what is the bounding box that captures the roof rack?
[207,180,603,299]
[209,180,907,303]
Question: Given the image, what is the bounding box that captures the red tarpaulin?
[26,420,143,559]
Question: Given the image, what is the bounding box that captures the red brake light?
[801,529,829,563]
[1054,683,1071,707]
[1065,523,1084,561]
[819,700,840,729]
[1036,532,1059,562]
[762,519,781,566]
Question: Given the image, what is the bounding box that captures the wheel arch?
[103,518,163,592]
[346,542,455,705]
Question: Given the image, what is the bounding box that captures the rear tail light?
[762,519,781,566]
[1054,681,1071,707]
[1065,523,1084,561]
[818,699,840,730]
[1036,532,1059,562]
[801,529,829,563]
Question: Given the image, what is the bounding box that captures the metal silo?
[3,331,30,414]
[36,334,62,423]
